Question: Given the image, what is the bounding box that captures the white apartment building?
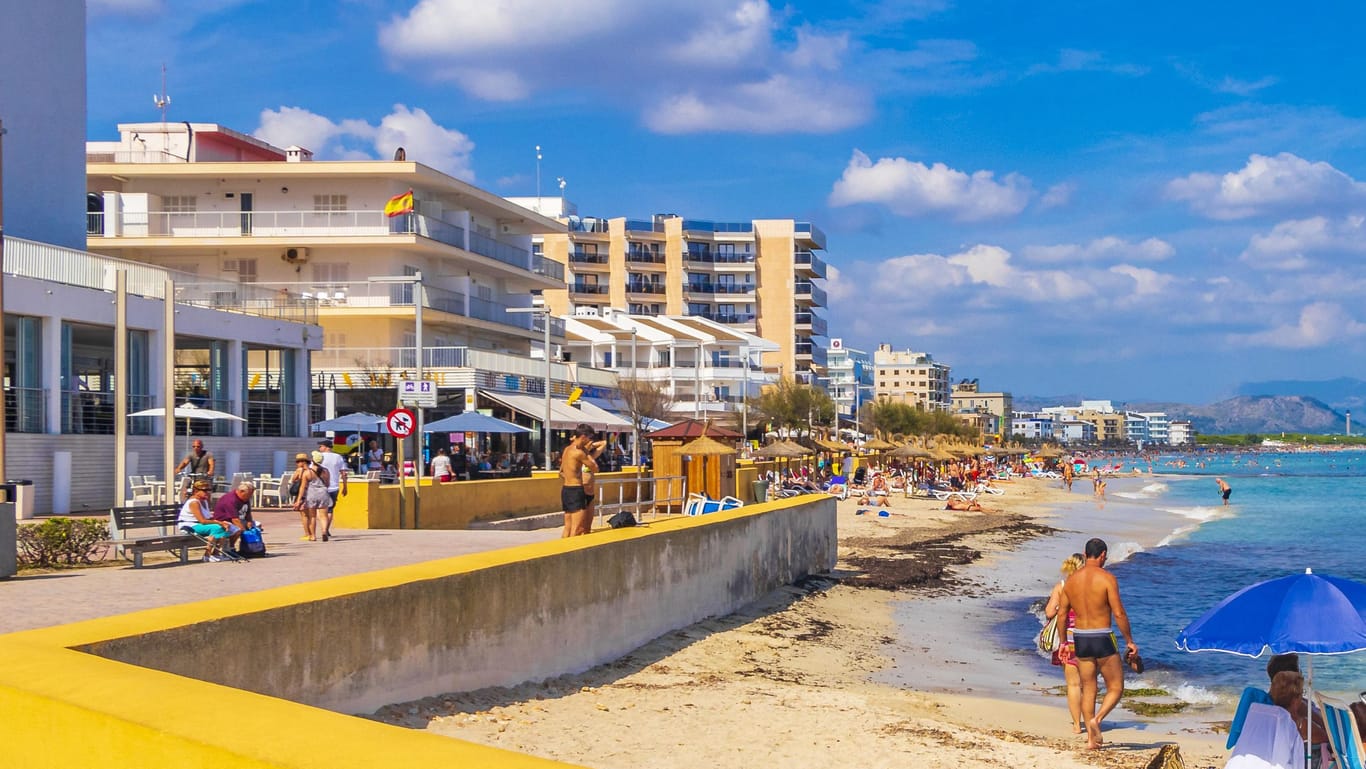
[1011,415,1055,441]
[1168,420,1195,445]
[826,339,873,419]
[872,343,951,410]
[562,307,777,419]
[1057,420,1097,444]
[1138,412,1171,444]
[84,124,628,452]
[1,8,322,515]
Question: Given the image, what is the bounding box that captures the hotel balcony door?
[238,192,254,235]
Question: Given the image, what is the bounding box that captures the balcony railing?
[690,312,756,324]
[794,311,828,337]
[794,281,828,306]
[6,387,45,434]
[569,251,608,264]
[6,236,317,324]
[795,222,827,250]
[682,220,754,234]
[794,342,830,367]
[87,208,551,279]
[571,284,609,295]
[794,250,828,278]
[626,248,666,264]
[685,250,755,264]
[532,255,564,281]
[626,283,666,294]
[311,346,616,389]
[686,282,754,295]
[624,219,662,233]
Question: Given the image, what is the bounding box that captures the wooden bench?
[104,503,203,568]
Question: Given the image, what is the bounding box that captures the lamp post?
[741,344,749,443]
[631,325,639,467]
[507,295,553,470]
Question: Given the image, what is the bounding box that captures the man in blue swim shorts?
[1056,537,1139,750]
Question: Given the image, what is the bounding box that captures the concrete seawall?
[0,494,835,767]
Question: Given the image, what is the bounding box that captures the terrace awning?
[479,390,631,432]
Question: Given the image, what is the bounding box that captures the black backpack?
[607,511,637,529]
[237,526,267,557]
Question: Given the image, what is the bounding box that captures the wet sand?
[372,478,1228,769]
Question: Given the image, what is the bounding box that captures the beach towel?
[1227,686,1275,750]
[1226,703,1305,769]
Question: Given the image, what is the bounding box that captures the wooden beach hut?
[678,434,738,501]
[645,419,743,510]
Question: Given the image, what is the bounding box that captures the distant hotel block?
[1011,400,1194,446]
[825,340,873,420]
[872,343,951,410]
[507,199,830,388]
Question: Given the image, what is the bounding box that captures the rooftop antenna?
[153,63,171,123]
[535,145,542,213]
[557,176,566,214]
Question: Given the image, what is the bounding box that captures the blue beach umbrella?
[1176,569,1366,764]
[310,412,389,434]
[1176,569,1366,657]
[422,411,531,434]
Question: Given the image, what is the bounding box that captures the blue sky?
[87,1,1366,404]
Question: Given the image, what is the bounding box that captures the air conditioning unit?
[282,247,309,263]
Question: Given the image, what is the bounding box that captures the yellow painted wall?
[663,217,684,314]
[541,232,571,316]
[333,470,647,529]
[0,495,836,768]
[753,220,796,375]
[608,218,628,308]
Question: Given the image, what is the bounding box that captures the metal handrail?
[592,474,686,525]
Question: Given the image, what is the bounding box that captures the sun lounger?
[683,493,744,516]
[1318,693,1366,769]
[931,489,977,502]
[1227,702,1306,769]
[1226,686,1274,749]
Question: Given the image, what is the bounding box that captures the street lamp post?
[631,326,639,467]
[507,296,553,470]
[368,271,425,480]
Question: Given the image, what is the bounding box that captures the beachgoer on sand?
[1055,537,1139,750]
[1045,553,1085,734]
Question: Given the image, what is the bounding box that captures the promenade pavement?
[0,507,560,634]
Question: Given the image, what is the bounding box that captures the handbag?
[288,474,301,500]
[1037,614,1061,653]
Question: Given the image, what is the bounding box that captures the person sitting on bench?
[179,480,234,562]
[212,481,256,551]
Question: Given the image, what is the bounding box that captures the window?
[162,195,197,213]
[311,263,350,285]
[223,258,258,282]
[313,194,347,211]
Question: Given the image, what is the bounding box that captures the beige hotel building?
[512,204,831,386]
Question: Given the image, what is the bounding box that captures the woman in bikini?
[1045,553,1086,734]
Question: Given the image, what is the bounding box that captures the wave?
[1114,481,1171,501]
[1157,524,1201,548]
[1171,683,1223,705]
[1157,505,1227,522]
[1106,541,1144,564]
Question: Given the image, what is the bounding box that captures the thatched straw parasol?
[890,443,929,459]
[862,438,896,451]
[680,435,736,456]
[1035,445,1064,459]
[754,441,809,458]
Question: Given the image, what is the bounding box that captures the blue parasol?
[1176,569,1366,657]
[310,412,390,434]
[1176,569,1366,765]
[422,411,531,434]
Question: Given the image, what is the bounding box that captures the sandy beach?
[371,479,1229,769]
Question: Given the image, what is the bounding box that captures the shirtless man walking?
[559,424,599,537]
[1216,477,1232,506]
[1056,537,1138,750]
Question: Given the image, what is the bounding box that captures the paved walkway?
[0,507,559,634]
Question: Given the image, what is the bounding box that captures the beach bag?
[1037,615,1061,653]
[607,511,637,529]
[238,526,267,557]
[287,474,301,500]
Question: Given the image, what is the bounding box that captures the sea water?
[887,450,1366,708]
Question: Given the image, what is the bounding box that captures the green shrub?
[17,518,110,568]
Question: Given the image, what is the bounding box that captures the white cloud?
[1165,153,1366,220]
[1109,264,1175,296]
[255,105,475,181]
[1026,49,1146,77]
[874,244,1095,302]
[1234,302,1366,349]
[1022,236,1174,264]
[647,75,871,134]
[1240,215,1366,271]
[828,150,1033,221]
[379,0,870,135]
[1038,182,1076,210]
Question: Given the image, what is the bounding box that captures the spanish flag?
[384,189,414,218]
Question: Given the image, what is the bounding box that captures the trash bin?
[7,480,34,520]
[0,482,17,578]
[751,479,770,503]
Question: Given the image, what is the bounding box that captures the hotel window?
[313,194,348,211]
[222,258,258,282]
[311,262,350,285]
[162,195,197,213]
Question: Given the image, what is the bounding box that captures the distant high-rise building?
[509,207,830,387]
[826,340,872,419]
